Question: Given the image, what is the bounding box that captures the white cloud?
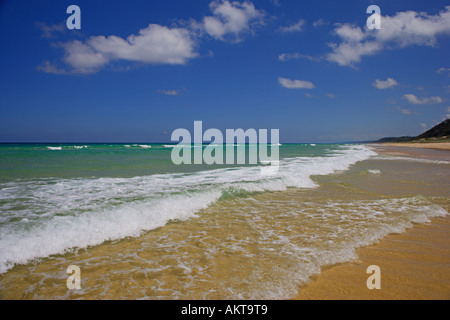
[36,60,70,75]
[334,24,365,42]
[61,40,110,74]
[278,77,315,89]
[277,19,305,33]
[41,24,198,74]
[313,19,326,28]
[39,1,266,74]
[89,25,196,64]
[397,107,417,115]
[373,77,398,89]
[327,6,450,66]
[36,22,65,39]
[403,93,443,105]
[327,39,381,67]
[326,93,336,98]
[200,0,265,41]
[419,123,428,129]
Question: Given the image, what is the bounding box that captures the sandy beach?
[296,145,450,300]
[295,216,450,300]
[377,142,450,150]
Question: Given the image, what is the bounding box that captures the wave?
[239,196,448,299]
[0,191,221,273]
[0,145,377,273]
[46,146,62,150]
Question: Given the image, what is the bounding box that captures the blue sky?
[0,0,449,143]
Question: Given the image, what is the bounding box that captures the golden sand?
[295,145,450,300]
[377,142,450,150]
[295,216,450,300]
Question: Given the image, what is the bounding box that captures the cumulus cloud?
[38,1,265,74]
[39,24,198,74]
[277,19,305,33]
[373,77,398,89]
[327,6,450,66]
[278,77,315,89]
[403,93,443,105]
[199,0,265,41]
[327,38,381,66]
[60,40,109,74]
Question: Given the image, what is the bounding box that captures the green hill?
[376,119,450,143]
[415,119,450,140]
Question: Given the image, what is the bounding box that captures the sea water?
[0,143,448,299]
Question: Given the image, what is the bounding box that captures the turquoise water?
[0,142,371,273]
[0,143,448,299]
[0,143,334,180]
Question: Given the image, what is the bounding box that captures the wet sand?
[296,145,450,300]
[295,216,450,300]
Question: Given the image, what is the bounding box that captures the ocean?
[0,143,448,299]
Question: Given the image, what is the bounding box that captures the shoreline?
[295,216,450,300]
[372,142,450,151]
[295,144,450,300]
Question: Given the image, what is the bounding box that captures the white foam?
[0,145,377,273]
[46,146,62,150]
[138,145,152,149]
[0,191,221,273]
[232,196,448,299]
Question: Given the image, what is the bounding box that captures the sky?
[0,0,449,143]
